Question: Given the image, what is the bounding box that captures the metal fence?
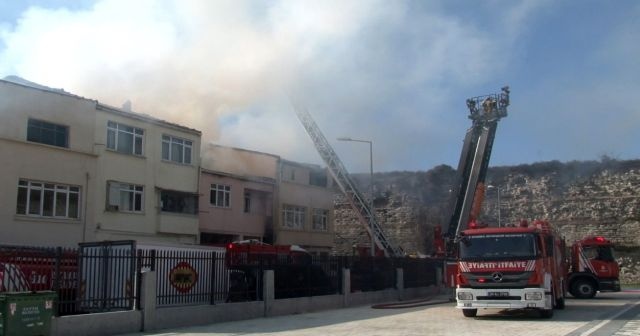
[270,255,343,299]
[1,243,443,315]
[345,256,397,292]
[399,258,442,289]
[76,243,137,313]
[139,249,233,306]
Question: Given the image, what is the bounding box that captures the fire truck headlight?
[525,292,543,301]
[457,292,473,300]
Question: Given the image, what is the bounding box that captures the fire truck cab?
[455,220,567,318]
[568,236,620,299]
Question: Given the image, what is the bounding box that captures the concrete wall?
[52,311,141,336]
[50,268,444,336]
[269,295,344,316]
[153,301,265,330]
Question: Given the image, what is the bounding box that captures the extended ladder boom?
[445,86,510,253]
[293,105,404,257]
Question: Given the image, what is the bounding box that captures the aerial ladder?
[440,86,510,256]
[292,104,404,257]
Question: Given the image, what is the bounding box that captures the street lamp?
[487,185,501,227]
[337,137,375,256]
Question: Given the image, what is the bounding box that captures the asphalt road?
[125,290,640,336]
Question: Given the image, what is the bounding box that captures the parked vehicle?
[455,220,567,318]
[225,241,334,301]
[568,236,620,299]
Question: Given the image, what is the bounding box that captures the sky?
[1,0,638,173]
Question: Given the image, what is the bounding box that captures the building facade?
[276,160,336,255]
[200,145,278,245]
[0,77,201,247]
[0,79,99,246]
[200,145,337,254]
[1,77,334,251]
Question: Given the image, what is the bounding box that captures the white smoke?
[8,1,631,171]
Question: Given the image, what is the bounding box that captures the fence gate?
[77,240,137,312]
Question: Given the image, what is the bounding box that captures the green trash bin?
[0,291,56,336]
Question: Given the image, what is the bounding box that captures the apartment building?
[0,78,99,246]
[200,145,337,254]
[0,77,201,246]
[200,145,278,244]
[277,160,335,255]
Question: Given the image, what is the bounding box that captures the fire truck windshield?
[459,233,537,260]
[583,245,616,262]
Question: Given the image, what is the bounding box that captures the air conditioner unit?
[106,204,119,211]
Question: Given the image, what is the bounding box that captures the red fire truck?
[568,236,620,299]
[455,220,567,318]
[441,88,620,318]
[440,88,566,317]
[225,240,334,301]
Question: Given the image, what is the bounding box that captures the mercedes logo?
[492,272,503,282]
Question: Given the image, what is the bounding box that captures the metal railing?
[1,244,443,315]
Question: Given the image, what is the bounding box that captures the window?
[162,135,192,164]
[312,209,328,231]
[107,121,143,155]
[244,192,251,213]
[27,119,68,148]
[459,233,537,260]
[160,190,198,215]
[107,181,144,212]
[309,169,328,187]
[282,205,305,230]
[210,184,230,208]
[16,180,79,218]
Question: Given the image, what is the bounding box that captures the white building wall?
[0,79,202,247]
[0,81,98,246]
[91,105,202,244]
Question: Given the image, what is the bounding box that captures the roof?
[96,103,200,135]
[2,75,95,102]
[207,143,280,159]
[2,76,201,136]
[280,158,324,171]
[200,167,277,185]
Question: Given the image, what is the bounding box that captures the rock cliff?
[333,159,640,284]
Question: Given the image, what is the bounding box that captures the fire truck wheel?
[571,279,596,299]
[540,308,554,318]
[555,296,565,309]
[462,309,477,317]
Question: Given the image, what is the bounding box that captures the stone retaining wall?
[333,161,640,284]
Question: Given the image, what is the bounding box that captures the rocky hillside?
[333,158,640,284]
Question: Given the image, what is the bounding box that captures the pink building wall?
[199,170,274,242]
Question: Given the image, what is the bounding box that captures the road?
[126,290,640,336]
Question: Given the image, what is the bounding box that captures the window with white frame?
[107,121,144,155]
[107,181,144,212]
[282,204,305,230]
[16,180,80,219]
[162,135,192,164]
[312,208,328,231]
[210,184,230,208]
